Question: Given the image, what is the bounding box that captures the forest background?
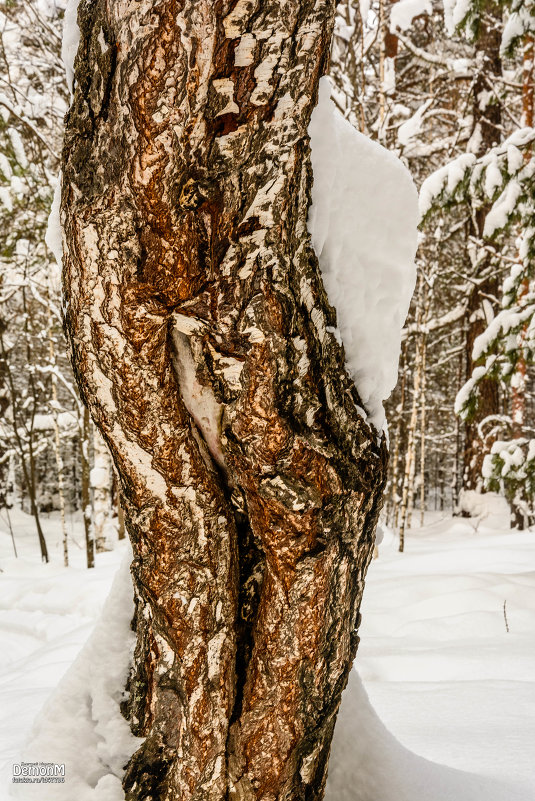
[2,0,535,559]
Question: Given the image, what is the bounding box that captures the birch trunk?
[389,341,407,529]
[0,325,48,562]
[46,281,69,566]
[398,276,428,551]
[81,406,94,569]
[115,469,126,541]
[91,426,114,551]
[61,2,387,798]
[398,350,420,552]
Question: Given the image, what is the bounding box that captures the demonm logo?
[12,762,66,783]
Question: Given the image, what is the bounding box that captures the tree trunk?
[61,2,387,799]
[462,1,502,493]
[115,469,126,541]
[91,426,114,551]
[462,274,501,491]
[81,406,94,569]
[398,347,421,551]
[419,335,427,527]
[511,34,534,444]
[387,340,407,528]
[46,278,69,566]
[508,33,534,529]
[0,327,48,562]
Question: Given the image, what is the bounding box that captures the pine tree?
[421,0,535,522]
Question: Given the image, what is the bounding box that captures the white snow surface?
[484,179,522,237]
[308,79,418,431]
[442,0,472,35]
[419,153,476,216]
[397,100,432,147]
[1,520,141,801]
[1,508,534,800]
[327,508,534,801]
[456,488,511,518]
[501,4,535,55]
[390,0,432,32]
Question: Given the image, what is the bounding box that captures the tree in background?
[421,0,535,526]
[332,0,535,532]
[0,0,120,564]
[0,0,67,560]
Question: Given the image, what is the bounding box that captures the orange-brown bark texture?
[61,1,388,799]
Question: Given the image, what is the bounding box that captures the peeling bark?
[61,1,387,799]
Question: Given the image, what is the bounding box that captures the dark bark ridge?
[61,1,388,799]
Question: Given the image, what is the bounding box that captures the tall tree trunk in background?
[462,3,502,493]
[463,274,500,491]
[419,336,427,526]
[0,318,8,420]
[0,316,11,505]
[398,273,428,550]
[388,340,407,528]
[511,33,534,442]
[0,327,48,562]
[508,33,534,528]
[46,280,69,566]
[379,0,399,134]
[452,346,464,507]
[61,2,387,799]
[91,427,113,551]
[81,406,94,569]
[398,334,424,551]
[114,469,126,541]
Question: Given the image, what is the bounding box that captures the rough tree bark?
[60,1,387,799]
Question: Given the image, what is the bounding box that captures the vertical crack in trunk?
[169,318,267,749]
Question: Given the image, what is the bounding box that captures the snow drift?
[10,547,142,801]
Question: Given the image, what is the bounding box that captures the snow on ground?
[327,501,535,801]
[1,502,534,800]
[0,509,129,797]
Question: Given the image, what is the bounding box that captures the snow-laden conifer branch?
[421,127,535,423]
